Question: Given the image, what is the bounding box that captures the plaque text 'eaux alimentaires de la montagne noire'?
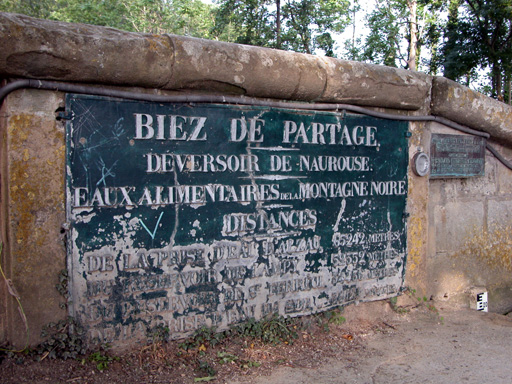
[66,95,409,346]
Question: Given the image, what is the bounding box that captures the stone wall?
[1,12,512,348]
[427,124,512,313]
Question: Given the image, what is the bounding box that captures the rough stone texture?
[167,36,327,99]
[0,89,67,346]
[3,11,512,142]
[427,128,512,311]
[489,286,512,314]
[496,144,512,194]
[432,77,512,147]
[0,12,173,88]
[434,201,484,252]
[487,199,512,226]
[404,120,430,296]
[321,59,432,110]
[440,161,498,198]
[0,12,432,110]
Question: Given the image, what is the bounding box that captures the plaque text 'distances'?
[66,95,409,346]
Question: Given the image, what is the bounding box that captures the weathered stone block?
[0,89,66,347]
[0,12,174,88]
[434,201,484,253]
[487,199,512,227]
[494,144,512,194]
[440,156,497,199]
[489,285,512,314]
[167,36,326,100]
[321,59,432,110]
[432,77,512,147]
[0,12,433,110]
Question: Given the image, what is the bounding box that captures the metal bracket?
[57,111,73,120]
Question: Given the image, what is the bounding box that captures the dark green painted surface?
[66,94,409,346]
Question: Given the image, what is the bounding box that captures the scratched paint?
[65,94,409,347]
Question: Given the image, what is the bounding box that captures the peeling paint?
[66,95,409,346]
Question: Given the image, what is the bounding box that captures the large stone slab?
[431,77,512,147]
[321,59,432,110]
[0,12,431,110]
[0,12,173,88]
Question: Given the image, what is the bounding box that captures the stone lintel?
[0,12,430,110]
[431,77,512,147]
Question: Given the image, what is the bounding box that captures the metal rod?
[2,78,511,169]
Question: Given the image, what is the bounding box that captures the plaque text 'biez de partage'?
[66,95,409,346]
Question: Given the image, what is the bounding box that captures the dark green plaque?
[66,94,409,346]
[430,134,486,178]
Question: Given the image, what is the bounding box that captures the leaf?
[342,334,353,341]
[194,376,216,382]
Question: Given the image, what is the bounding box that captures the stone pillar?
[0,89,66,348]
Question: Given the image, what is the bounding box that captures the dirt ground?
[1,298,511,384]
[234,305,512,384]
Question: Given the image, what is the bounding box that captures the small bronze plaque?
[430,134,486,178]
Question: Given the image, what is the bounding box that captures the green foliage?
[0,0,216,37]
[357,0,445,72]
[391,287,442,321]
[197,359,217,377]
[55,269,69,310]
[359,0,406,67]
[240,359,261,368]
[217,351,238,364]
[442,0,512,98]
[0,0,55,18]
[49,0,127,29]
[389,295,410,314]
[194,376,216,383]
[146,324,170,344]
[318,308,346,331]
[179,314,299,351]
[231,314,299,345]
[179,326,226,351]
[280,0,351,54]
[325,309,346,325]
[87,348,120,371]
[213,0,350,55]
[212,0,276,47]
[55,269,69,298]
[37,317,86,360]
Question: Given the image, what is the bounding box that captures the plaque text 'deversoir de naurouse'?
[66,95,409,346]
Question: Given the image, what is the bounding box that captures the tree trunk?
[492,64,503,100]
[508,78,511,105]
[352,2,356,59]
[407,0,417,70]
[443,0,461,79]
[276,0,281,49]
